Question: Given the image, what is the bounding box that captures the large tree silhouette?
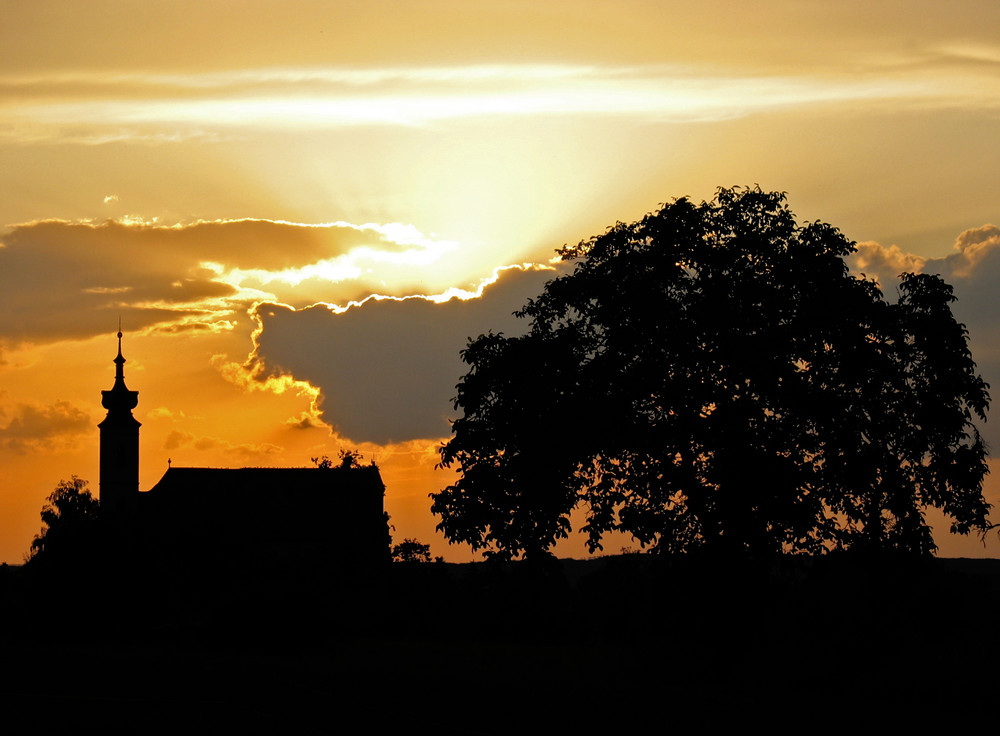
[433,187,991,560]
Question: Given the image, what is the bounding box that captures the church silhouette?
[98,329,389,566]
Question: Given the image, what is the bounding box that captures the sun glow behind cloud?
[193,223,474,316]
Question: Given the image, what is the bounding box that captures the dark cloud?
[247,265,559,444]
[0,399,92,453]
[0,218,418,348]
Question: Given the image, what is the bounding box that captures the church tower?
[99,327,140,519]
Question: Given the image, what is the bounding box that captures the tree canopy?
[28,476,101,562]
[432,187,991,560]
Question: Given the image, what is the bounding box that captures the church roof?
[140,464,388,561]
[147,465,384,498]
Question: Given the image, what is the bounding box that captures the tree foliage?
[432,187,991,560]
[312,449,368,469]
[29,476,101,561]
[391,538,433,563]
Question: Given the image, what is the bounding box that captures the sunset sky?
[2,1,999,563]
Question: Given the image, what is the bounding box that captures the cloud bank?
[0,217,463,351]
[243,265,558,444]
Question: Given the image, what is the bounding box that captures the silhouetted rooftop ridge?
[147,463,385,498]
[158,465,378,471]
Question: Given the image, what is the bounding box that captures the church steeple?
[102,325,138,414]
[99,325,140,519]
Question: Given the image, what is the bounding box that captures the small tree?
[392,538,432,563]
[29,476,100,561]
[312,449,366,469]
[433,187,991,560]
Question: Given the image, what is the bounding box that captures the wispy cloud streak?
[4,62,999,143]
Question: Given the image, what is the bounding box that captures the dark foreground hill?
[2,554,998,732]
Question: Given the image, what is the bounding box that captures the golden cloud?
[850,241,928,281]
[951,224,1000,278]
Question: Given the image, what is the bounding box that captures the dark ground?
[2,553,999,732]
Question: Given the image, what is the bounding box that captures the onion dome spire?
[102,322,138,412]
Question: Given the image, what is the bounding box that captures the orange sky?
[2,1,999,563]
